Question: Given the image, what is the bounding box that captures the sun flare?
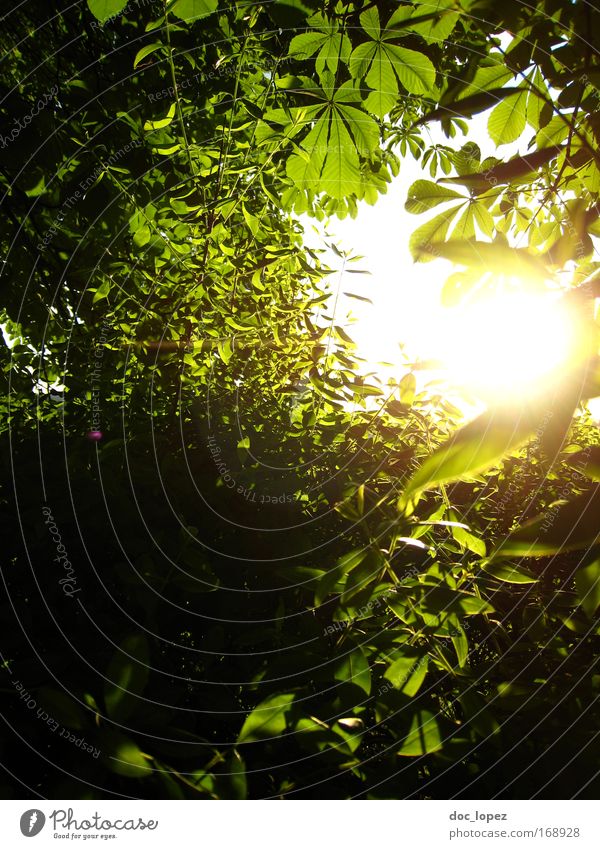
[424,290,575,402]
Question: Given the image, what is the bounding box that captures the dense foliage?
[2,0,600,799]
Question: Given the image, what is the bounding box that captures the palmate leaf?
[472,202,495,237]
[349,42,379,80]
[286,88,379,198]
[288,14,351,78]
[527,67,548,130]
[543,202,598,267]
[288,30,331,60]
[358,6,381,39]
[297,109,330,172]
[350,7,436,117]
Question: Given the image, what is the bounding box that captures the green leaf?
[99,731,151,778]
[170,0,218,22]
[451,624,468,667]
[133,43,165,68]
[87,0,128,23]
[397,709,443,756]
[92,279,111,304]
[399,372,417,404]
[421,585,494,616]
[104,634,150,722]
[228,750,247,799]
[334,103,380,154]
[401,405,540,502]
[288,31,329,60]
[314,566,344,607]
[488,89,528,145]
[384,652,428,696]
[482,562,537,583]
[350,19,436,110]
[342,549,383,602]
[405,0,459,43]
[472,201,495,237]
[417,87,520,125]
[536,115,570,149]
[440,150,561,194]
[348,42,377,80]
[320,112,362,198]
[36,688,87,730]
[576,558,600,618]
[217,338,233,364]
[315,549,367,606]
[364,46,399,118]
[459,62,514,100]
[491,487,600,557]
[133,226,151,248]
[288,17,350,78]
[334,645,371,695]
[359,6,381,39]
[405,180,464,214]
[383,44,436,96]
[527,68,548,131]
[409,205,461,261]
[567,446,600,481]
[451,205,476,240]
[286,152,320,192]
[237,693,295,743]
[452,525,486,557]
[412,238,549,281]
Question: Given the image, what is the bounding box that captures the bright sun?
[309,152,585,410]
[422,289,575,403]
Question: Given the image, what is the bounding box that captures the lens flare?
[429,291,575,401]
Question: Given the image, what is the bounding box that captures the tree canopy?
[2,0,600,799]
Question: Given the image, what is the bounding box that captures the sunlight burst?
[424,290,575,402]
